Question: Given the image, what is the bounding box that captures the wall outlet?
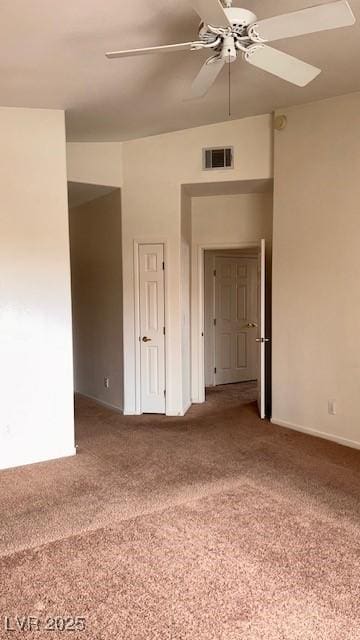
[104,377,110,389]
[328,400,337,415]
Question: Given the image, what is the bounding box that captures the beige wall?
[191,192,273,399]
[0,107,74,469]
[122,114,273,415]
[272,92,360,448]
[192,193,273,245]
[69,190,123,410]
[66,142,123,187]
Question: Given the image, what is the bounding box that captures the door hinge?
[162,261,165,270]
[164,389,166,396]
[213,318,216,326]
[214,367,217,374]
[163,326,166,335]
[213,269,216,277]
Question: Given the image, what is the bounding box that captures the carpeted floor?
[1,382,360,639]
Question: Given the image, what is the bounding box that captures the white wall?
[272,92,360,448]
[0,107,75,470]
[66,142,123,187]
[122,115,273,415]
[191,192,273,400]
[69,190,123,411]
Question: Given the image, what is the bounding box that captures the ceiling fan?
[105,0,355,97]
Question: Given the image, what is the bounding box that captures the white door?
[257,239,267,419]
[139,244,165,413]
[214,256,258,385]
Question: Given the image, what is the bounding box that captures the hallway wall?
[69,190,123,411]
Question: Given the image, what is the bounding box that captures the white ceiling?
[1,0,360,141]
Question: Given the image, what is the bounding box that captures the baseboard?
[271,417,360,451]
[181,400,192,416]
[76,392,123,414]
[0,447,77,472]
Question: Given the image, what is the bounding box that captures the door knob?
[246,322,258,328]
[142,336,152,342]
[256,337,270,343]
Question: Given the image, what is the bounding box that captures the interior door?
[257,239,266,419]
[139,244,165,413]
[214,256,258,385]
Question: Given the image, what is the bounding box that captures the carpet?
[1,383,360,639]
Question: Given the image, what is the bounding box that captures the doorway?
[205,251,258,386]
[202,241,267,417]
[68,182,124,413]
[187,179,273,419]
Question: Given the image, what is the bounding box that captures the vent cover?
[203,147,233,170]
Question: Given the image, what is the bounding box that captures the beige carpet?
[1,383,360,639]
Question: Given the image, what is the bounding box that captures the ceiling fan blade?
[106,42,194,59]
[251,0,355,43]
[244,45,321,87]
[187,57,225,98]
[188,0,232,27]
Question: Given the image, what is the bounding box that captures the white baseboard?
[0,447,77,472]
[271,417,360,451]
[76,392,123,414]
[181,400,192,416]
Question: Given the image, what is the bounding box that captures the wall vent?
[203,147,233,170]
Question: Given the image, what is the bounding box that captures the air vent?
[203,147,233,170]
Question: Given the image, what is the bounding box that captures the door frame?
[192,241,261,404]
[133,239,168,415]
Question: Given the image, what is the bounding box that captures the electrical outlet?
[104,377,110,389]
[328,400,337,415]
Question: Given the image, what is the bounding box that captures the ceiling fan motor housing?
[221,35,237,62]
[198,7,257,37]
[198,7,258,62]
[224,7,257,30]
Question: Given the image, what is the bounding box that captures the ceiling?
[1,0,360,141]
